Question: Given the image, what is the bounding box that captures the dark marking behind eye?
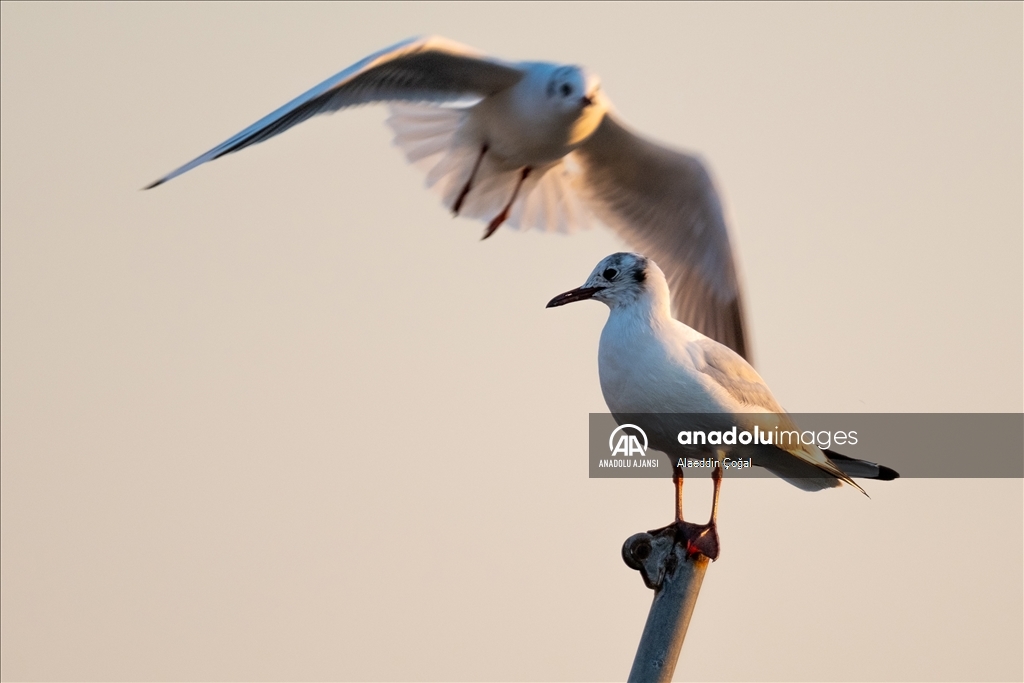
[633,268,646,283]
[603,268,618,280]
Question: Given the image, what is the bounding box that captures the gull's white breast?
[598,309,723,415]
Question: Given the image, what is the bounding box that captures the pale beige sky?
[1,2,1021,681]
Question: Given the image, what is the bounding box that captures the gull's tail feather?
[757,446,867,494]
[825,450,900,481]
[386,102,592,234]
[775,474,843,492]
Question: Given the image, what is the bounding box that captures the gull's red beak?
[546,286,604,308]
[581,95,594,107]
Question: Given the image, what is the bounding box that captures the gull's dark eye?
[603,268,618,280]
[560,83,572,97]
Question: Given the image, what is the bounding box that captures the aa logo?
[609,424,648,457]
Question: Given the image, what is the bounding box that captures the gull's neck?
[606,275,675,333]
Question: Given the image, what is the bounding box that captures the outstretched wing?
[574,114,751,361]
[146,36,524,188]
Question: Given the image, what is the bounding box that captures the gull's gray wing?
[575,113,751,361]
[146,36,524,188]
[693,338,781,413]
[693,338,864,492]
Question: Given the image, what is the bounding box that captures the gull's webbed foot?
[646,519,720,562]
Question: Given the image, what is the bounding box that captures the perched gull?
[546,252,898,559]
[146,36,751,359]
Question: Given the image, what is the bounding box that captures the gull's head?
[543,65,607,144]
[547,252,667,311]
[545,65,593,110]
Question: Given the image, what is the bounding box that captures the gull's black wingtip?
[142,178,165,190]
[876,465,900,481]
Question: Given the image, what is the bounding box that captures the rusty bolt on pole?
[622,527,711,683]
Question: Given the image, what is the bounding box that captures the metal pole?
[622,526,711,683]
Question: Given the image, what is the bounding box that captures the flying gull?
[146,36,751,359]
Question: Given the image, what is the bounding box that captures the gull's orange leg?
[482,166,531,239]
[674,470,685,522]
[709,463,722,524]
[452,144,488,216]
